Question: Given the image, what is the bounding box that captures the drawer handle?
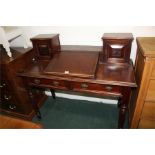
[39,44,47,48]
[9,104,16,110]
[105,86,113,91]
[0,83,6,88]
[34,79,41,84]
[32,57,37,63]
[4,95,11,100]
[81,83,88,89]
[52,81,59,86]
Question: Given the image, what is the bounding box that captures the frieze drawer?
[28,78,69,90]
[71,81,121,97]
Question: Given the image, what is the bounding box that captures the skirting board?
[45,90,117,104]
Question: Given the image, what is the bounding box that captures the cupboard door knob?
[52,81,59,86]
[81,83,88,89]
[4,95,11,100]
[9,104,16,110]
[34,79,40,84]
[105,86,113,91]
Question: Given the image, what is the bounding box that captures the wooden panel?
[151,61,155,77]
[146,80,155,101]
[0,115,42,129]
[102,33,133,63]
[129,49,145,125]
[136,37,155,57]
[30,34,60,60]
[135,49,145,85]
[138,119,155,129]
[141,102,155,120]
[130,51,153,128]
[43,51,99,79]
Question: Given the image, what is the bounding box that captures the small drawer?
[72,81,121,96]
[1,91,16,103]
[0,78,14,92]
[0,92,22,113]
[28,78,68,90]
[0,102,20,113]
[0,81,6,89]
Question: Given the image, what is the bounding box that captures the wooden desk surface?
[43,51,99,79]
[20,53,136,87]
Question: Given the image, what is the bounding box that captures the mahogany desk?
[18,45,137,128]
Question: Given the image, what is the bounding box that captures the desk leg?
[28,88,42,120]
[118,87,131,128]
[50,89,56,99]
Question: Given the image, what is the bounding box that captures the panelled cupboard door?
[138,119,155,129]
[130,37,155,129]
[145,80,155,102]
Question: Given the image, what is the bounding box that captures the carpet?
[33,97,128,129]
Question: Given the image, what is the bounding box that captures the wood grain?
[130,37,155,128]
[0,115,42,129]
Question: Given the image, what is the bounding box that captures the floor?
[33,97,129,129]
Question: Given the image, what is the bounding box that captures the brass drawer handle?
[9,104,16,110]
[4,95,11,100]
[105,86,113,91]
[34,79,41,84]
[81,83,88,89]
[52,81,59,86]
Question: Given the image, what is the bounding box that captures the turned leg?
[117,97,121,108]
[50,89,56,99]
[28,88,42,120]
[118,87,131,128]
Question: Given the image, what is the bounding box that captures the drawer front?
[71,81,121,96]
[0,90,22,113]
[28,78,68,90]
[141,101,155,120]
[0,78,13,92]
[138,119,155,129]
[146,80,155,101]
[1,90,17,104]
[27,78,121,96]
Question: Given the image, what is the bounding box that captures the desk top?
[43,51,99,79]
[19,45,136,87]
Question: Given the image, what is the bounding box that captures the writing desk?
[18,45,136,128]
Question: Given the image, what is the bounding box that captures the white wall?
[11,26,155,63]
